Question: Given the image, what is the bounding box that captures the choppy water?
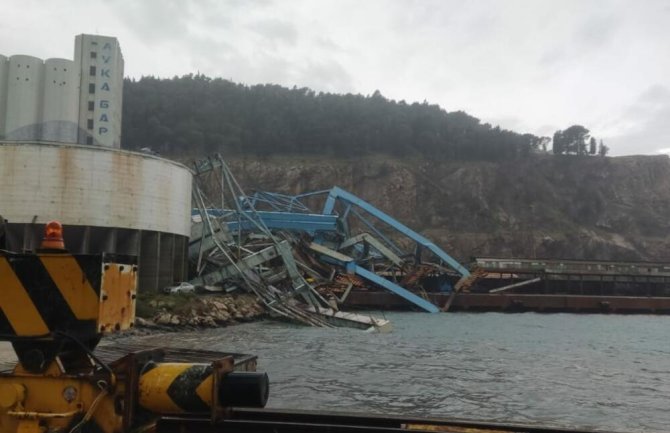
[131,313,670,432]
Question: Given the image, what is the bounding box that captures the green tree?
[589,137,597,155]
[552,130,564,154]
[598,139,609,157]
[552,125,590,155]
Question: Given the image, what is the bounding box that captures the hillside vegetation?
[122,74,545,160]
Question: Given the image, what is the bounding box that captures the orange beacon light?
[40,220,66,250]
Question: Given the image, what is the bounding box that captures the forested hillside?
[122,74,545,159]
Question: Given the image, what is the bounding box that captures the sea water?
[132,312,670,432]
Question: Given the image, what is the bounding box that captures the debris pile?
[186,154,475,330]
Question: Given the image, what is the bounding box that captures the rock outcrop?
[218,154,670,262]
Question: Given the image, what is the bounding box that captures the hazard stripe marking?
[140,363,190,414]
[0,311,14,336]
[8,255,79,331]
[0,258,50,335]
[73,254,103,295]
[40,255,99,320]
[167,364,212,413]
[195,374,214,406]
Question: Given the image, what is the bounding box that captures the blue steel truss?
[322,187,471,278]
[193,209,338,234]
[197,186,470,313]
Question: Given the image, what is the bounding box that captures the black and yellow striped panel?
[139,363,215,414]
[0,252,101,337]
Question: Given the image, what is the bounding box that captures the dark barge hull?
[345,291,670,314]
[158,408,615,433]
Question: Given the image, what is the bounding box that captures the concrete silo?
[0,142,192,291]
[0,35,194,292]
[75,34,124,148]
[41,58,79,142]
[5,55,44,141]
[0,55,8,138]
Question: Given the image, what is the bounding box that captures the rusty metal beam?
[489,277,542,293]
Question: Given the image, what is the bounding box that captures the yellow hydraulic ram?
[139,361,269,415]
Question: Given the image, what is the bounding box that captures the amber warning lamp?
[40,220,65,250]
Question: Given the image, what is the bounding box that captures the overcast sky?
[2,0,669,156]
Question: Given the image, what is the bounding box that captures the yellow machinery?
[0,222,268,433]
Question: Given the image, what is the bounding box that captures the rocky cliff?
[216,154,670,263]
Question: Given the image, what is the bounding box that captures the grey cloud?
[638,85,670,105]
[196,0,274,28]
[315,37,346,53]
[108,0,270,45]
[623,85,670,119]
[535,125,560,138]
[247,19,298,47]
[296,59,355,93]
[247,55,294,85]
[191,38,294,86]
[576,13,619,49]
[606,85,670,155]
[539,46,566,67]
[540,10,618,69]
[222,0,273,7]
[184,34,240,67]
[485,115,524,131]
[389,0,459,31]
[109,0,194,43]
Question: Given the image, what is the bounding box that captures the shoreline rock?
[136,293,266,331]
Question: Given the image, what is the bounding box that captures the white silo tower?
[0,55,8,138]
[41,58,79,142]
[5,55,44,140]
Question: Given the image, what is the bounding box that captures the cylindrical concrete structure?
[0,142,193,292]
[0,142,191,235]
[42,58,79,142]
[5,55,44,141]
[0,55,8,138]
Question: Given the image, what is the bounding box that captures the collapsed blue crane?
[238,187,471,313]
